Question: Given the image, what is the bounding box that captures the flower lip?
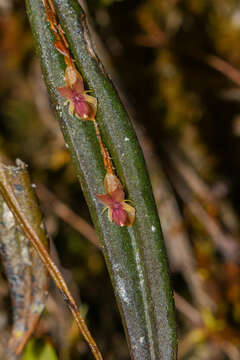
[73,92,91,118]
[111,203,127,227]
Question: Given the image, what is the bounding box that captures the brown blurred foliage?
[1,0,240,359]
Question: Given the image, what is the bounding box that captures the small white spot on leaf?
[151,225,156,232]
[116,275,130,305]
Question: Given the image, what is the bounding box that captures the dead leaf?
[0,160,48,359]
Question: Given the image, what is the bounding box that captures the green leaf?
[26,0,178,358]
[22,339,58,360]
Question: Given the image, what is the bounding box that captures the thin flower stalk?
[42,0,135,227]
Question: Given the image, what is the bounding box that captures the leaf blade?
[26,1,178,358]
[22,339,58,360]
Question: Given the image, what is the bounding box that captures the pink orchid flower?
[96,174,135,227]
[57,78,97,120]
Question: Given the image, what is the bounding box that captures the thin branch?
[174,292,202,326]
[36,183,101,249]
[166,147,216,205]
[220,342,240,360]
[166,144,240,233]
[171,172,240,262]
[206,55,240,87]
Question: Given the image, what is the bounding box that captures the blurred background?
[1,0,240,359]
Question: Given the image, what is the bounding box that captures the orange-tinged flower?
[97,173,135,227]
[54,40,69,57]
[57,78,97,120]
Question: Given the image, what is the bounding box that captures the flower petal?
[123,202,136,226]
[84,94,97,118]
[111,187,125,203]
[68,101,74,116]
[96,193,113,206]
[72,78,84,93]
[107,208,113,222]
[57,86,73,100]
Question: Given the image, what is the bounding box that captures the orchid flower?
[57,78,97,120]
[97,173,135,227]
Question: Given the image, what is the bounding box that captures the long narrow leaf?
[26,1,177,358]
